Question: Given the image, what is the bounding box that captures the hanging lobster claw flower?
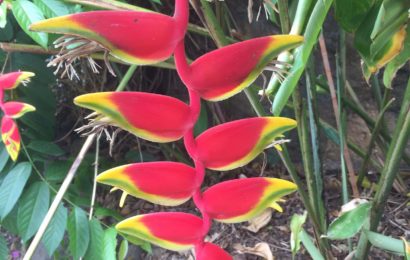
[2,102,36,119]
[196,242,233,260]
[29,11,187,66]
[1,117,21,161]
[96,162,197,206]
[116,212,203,251]
[196,117,296,171]
[202,177,297,223]
[74,92,194,143]
[184,35,303,101]
[0,71,35,90]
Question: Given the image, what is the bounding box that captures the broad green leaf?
[1,206,19,235]
[325,202,371,240]
[117,239,129,260]
[334,0,374,32]
[45,160,72,182]
[33,0,70,18]
[194,101,208,136]
[0,2,7,28]
[94,206,124,222]
[41,204,67,256]
[366,230,407,255]
[290,211,307,256]
[0,144,10,173]
[27,140,65,157]
[103,228,117,260]
[0,233,8,260]
[0,162,32,220]
[84,219,104,260]
[383,25,410,88]
[68,207,90,260]
[17,182,50,242]
[11,0,48,48]
[299,230,325,260]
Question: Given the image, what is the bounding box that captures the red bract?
[0,71,35,90]
[196,242,233,260]
[2,102,35,119]
[96,162,197,206]
[176,35,303,101]
[74,92,194,142]
[202,177,297,223]
[30,0,189,65]
[116,212,203,251]
[195,117,296,171]
[1,117,20,161]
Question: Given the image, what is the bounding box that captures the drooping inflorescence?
[30,1,303,258]
[0,71,36,161]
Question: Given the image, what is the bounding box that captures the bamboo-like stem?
[23,134,96,260]
[355,77,410,259]
[89,134,101,220]
[319,34,359,198]
[23,64,138,260]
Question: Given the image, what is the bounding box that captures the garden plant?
[0,0,408,259]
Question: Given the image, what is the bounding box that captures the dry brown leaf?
[233,242,274,260]
[244,208,273,233]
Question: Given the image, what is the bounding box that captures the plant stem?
[355,77,410,259]
[23,64,138,259]
[116,65,138,91]
[23,134,96,260]
[319,33,359,198]
[89,134,101,220]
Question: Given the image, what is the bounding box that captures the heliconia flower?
[195,117,297,171]
[202,177,297,223]
[116,212,203,251]
[96,162,197,206]
[183,35,303,101]
[196,242,233,260]
[29,10,187,65]
[0,71,35,90]
[2,102,36,119]
[1,117,21,161]
[74,92,194,143]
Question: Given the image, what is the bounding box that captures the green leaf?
[1,206,19,235]
[0,162,32,220]
[68,207,90,260]
[0,233,8,260]
[117,239,128,260]
[33,0,70,18]
[103,228,117,260]
[41,204,67,256]
[27,140,65,157]
[17,182,50,242]
[45,160,72,182]
[0,144,10,173]
[11,0,48,48]
[94,206,124,222]
[383,25,410,88]
[120,233,152,253]
[334,0,375,32]
[290,211,307,256]
[0,2,7,28]
[366,230,407,256]
[194,101,208,136]
[84,219,104,260]
[325,202,371,240]
[299,230,325,260]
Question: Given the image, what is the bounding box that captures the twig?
[318,34,359,198]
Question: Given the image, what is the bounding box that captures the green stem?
[357,97,395,185]
[355,78,410,259]
[116,65,138,91]
[277,0,291,34]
